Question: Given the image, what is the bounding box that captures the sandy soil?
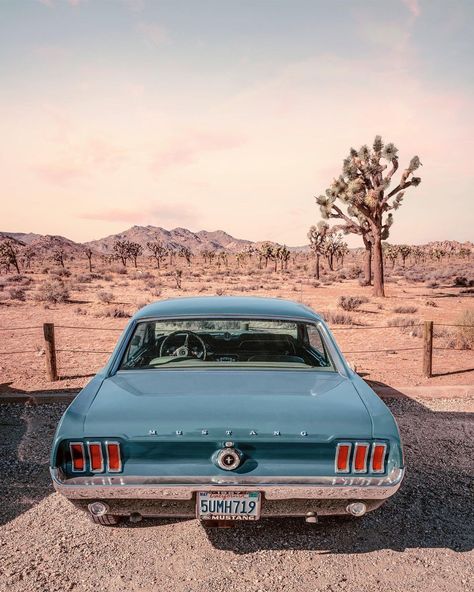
[0,257,472,394]
[0,395,472,592]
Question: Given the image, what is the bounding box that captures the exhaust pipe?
[346,502,367,517]
[129,512,143,524]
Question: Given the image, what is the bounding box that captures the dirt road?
[0,395,473,592]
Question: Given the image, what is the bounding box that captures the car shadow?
[0,386,68,527]
[205,385,474,554]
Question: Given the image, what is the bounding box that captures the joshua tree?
[316,136,422,296]
[22,245,36,269]
[147,241,168,269]
[51,247,66,268]
[127,242,143,268]
[383,243,399,268]
[324,232,346,271]
[84,248,93,272]
[276,245,291,271]
[307,222,329,279]
[113,240,130,266]
[398,245,412,268]
[258,242,274,269]
[178,246,192,266]
[0,240,20,274]
[335,242,349,268]
[174,269,182,289]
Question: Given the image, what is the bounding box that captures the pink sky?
[1,0,473,246]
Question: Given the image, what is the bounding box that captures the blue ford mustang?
[50,296,404,526]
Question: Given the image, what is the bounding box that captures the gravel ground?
[0,396,473,592]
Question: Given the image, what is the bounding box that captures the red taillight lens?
[70,442,85,472]
[371,443,387,473]
[353,443,369,472]
[106,442,122,472]
[335,443,351,473]
[88,442,104,472]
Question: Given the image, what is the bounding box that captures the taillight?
[335,443,351,473]
[371,443,387,473]
[106,442,122,472]
[70,442,85,472]
[353,443,369,473]
[88,442,104,472]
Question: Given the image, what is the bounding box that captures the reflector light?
[70,442,85,472]
[106,442,122,472]
[335,443,351,473]
[371,443,387,473]
[353,443,369,473]
[88,442,104,472]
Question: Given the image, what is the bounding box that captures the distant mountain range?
[0,226,471,257]
[0,225,308,255]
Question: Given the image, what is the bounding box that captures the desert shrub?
[136,300,150,309]
[50,267,71,278]
[76,273,92,283]
[348,265,363,279]
[320,310,356,325]
[393,305,418,314]
[7,274,30,284]
[427,281,439,289]
[387,317,421,334]
[449,309,474,349]
[41,267,50,274]
[425,300,438,307]
[37,280,69,303]
[358,278,370,287]
[454,276,469,287]
[97,290,114,304]
[338,296,368,311]
[311,281,320,288]
[9,287,26,301]
[216,288,225,296]
[151,287,162,298]
[103,274,113,282]
[129,270,153,281]
[104,307,131,318]
[111,265,127,274]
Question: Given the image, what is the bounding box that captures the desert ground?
[0,395,473,592]
[0,251,473,394]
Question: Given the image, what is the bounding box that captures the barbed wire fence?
[0,321,471,382]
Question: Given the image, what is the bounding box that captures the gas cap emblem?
[216,446,241,471]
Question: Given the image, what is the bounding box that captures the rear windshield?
[119,318,333,370]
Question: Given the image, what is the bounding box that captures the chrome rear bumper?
[50,467,404,501]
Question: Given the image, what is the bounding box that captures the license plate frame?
[197,491,261,521]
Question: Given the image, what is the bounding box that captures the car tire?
[89,514,122,526]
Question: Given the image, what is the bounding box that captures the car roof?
[133,296,322,322]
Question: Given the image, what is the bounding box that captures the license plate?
[197,491,261,521]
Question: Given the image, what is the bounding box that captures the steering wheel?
[159,330,207,360]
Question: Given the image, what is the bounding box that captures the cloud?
[401,0,421,18]
[151,130,245,174]
[136,22,169,47]
[34,137,127,185]
[79,203,198,226]
[37,0,86,5]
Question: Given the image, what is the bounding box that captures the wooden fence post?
[423,320,433,378]
[43,322,58,381]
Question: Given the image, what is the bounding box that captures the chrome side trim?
[50,467,404,501]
